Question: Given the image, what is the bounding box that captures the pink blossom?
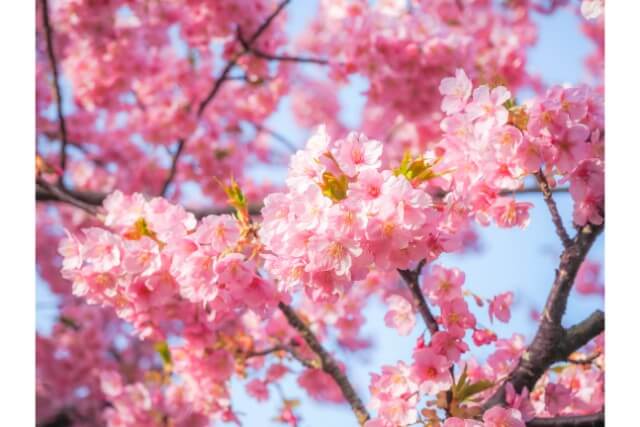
[440,298,476,338]
[122,237,161,276]
[545,383,572,416]
[466,85,511,130]
[439,69,473,114]
[246,379,269,402]
[334,132,383,176]
[384,294,416,336]
[82,228,122,272]
[489,292,514,323]
[505,383,536,422]
[490,198,533,228]
[472,328,498,346]
[581,0,604,20]
[214,253,254,289]
[423,265,465,303]
[482,406,526,427]
[58,230,83,271]
[412,347,451,395]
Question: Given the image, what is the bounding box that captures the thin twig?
[36,179,98,216]
[40,0,69,180]
[397,260,439,336]
[164,0,291,196]
[237,35,329,65]
[159,139,185,197]
[197,0,291,117]
[277,301,370,425]
[35,182,262,218]
[535,170,572,248]
[244,344,318,369]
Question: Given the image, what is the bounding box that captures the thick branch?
[277,302,370,425]
[485,223,604,408]
[563,310,605,356]
[526,412,604,427]
[398,260,439,336]
[40,0,69,177]
[535,171,572,248]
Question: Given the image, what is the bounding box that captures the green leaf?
[154,341,172,367]
[319,172,348,202]
[458,380,494,402]
[454,364,469,397]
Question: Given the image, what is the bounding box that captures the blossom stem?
[277,301,370,425]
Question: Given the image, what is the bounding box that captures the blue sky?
[36,2,603,426]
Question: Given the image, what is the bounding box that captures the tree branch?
[244,343,318,369]
[526,412,604,427]
[197,0,291,117]
[535,170,572,248]
[484,223,604,408]
[237,32,329,65]
[277,301,370,425]
[159,139,185,197]
[36,179,98,216]
[36,183,262,218]
[40,0,69,179]
[398,260,439,336]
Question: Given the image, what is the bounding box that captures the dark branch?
[237,33,329,65]
[502,186,569,196]
[40,0,69,178]
[38,411,72,427]
[535,171,572,247]
[485,223,604,408]
[159,139,185,197]
[277,301,370,425]
[36,179,98,216]
[526,412,604,427]
[244,344,318,369]
[36,183,262,218]
[563,310,605,357]
[247,48,330,65]
[398,260,439,336]
[197,0,291,117]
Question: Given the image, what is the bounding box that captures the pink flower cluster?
[436,69,604,228]
[100,371,210,427]
[260,126,459,301]
[298,0,537,120]
[59,191,280,339]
